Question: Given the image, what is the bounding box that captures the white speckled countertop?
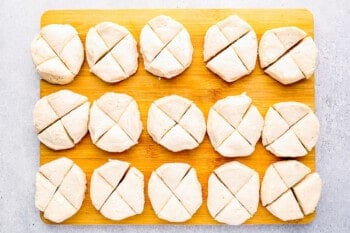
[0,0,349,232]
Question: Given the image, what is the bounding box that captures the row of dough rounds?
[36,157,322,224]
[31,15,317,85]
[33,90,320,158]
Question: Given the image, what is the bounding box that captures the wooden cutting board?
[39,9,316,225]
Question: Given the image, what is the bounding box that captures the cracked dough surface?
[207,93,263,157]
[90,159,144,221]
[259,26,318,85]
[31,24,84,85]
[262,101,320,157]
[140,15,193,79]
[33,89,90,150]
[261,160,322,221]
[204,15,257,83]
[147,95,206,152]
[85,22,138,83]
[148,163,202,222]
[88,92,142,153]
[207,161,259,225]
[35,157,86,223]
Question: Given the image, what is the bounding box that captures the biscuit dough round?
[88,92,142,153]
[33,90,90,150]
[90,159,144,220]
[148,163,202,222]
[31,24,84,85]
[207,93,263,157]
[140,15,193,79]
[207,161,259,225]
[204,15,257,82]
[262,102,320,157]
[85,22,138,83]
[35,157,86,223]
[147,95,206,152]
[261,160,322,221]
[259,27,318,85]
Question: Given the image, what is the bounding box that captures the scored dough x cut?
[261,160,322,221]
[88,92,142,153]
[33,89,90,150]
[85,22,138,83]
[90,159,144,220]
[140,15,193,79]
[148,163,202,222]
[35,157,86,223]
[207,93,263,157]
[147,95,206,152]
[262,101,320,157]
[259,26,318,85]
[204,15,258,83]
[31,24,84,85]
[207,161,260,225]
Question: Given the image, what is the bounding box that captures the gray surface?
[0,0,349,232]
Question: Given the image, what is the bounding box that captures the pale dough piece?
[90,160,144,220]
[33,90,89,150]
[100,189,135,221]
[262,102,319,157]
[208,162,260,225]
[265,54,305,85]
[273,160,311,188]
[289,37,318,78]
[261,160,322,221]
[147,95,206,152]
[259,27,317,85]
[207,174,233,217]
[35,157,86,223]
[88,92,142,153]
[31,24,84,85]
[260,164,288,206]
[156,163,190,191]
[273,27,307,50]
[207,93,263,157]
[293,173,322,215]
[204,15,257,82]
[261,107,289,146]
[273,101,311,126]
[215,197,251,225]
[85,22,138,83]
[140,15,193,79]
[148,163,202,222]
[206,46,248,83]
[259,27,306,68]
[266,190,304,221]
[35,173,57,212]
[266,130,308,157]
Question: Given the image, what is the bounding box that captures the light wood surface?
[40,9,315,225]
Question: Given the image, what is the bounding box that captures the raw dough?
[261,160,322,221]
[259,27,317,85]
[207,93,263,157]
[88,92,142,153]
[90,159,144,220]
[262,101,320,157]
[204,15,257,82]
[31,24,84,85]
[140,15,193,78]
[85,22,138,83]
[148,163,202,222]
[33,90,90,150]
[35,157,86,223]
[147,95,206,152]
[207,161,259,225]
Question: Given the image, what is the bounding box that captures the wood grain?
[39,9,316,225]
